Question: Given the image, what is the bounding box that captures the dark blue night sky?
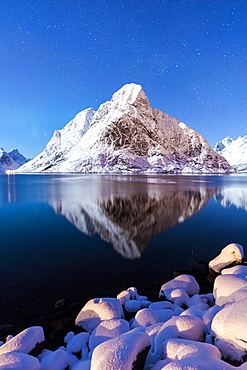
[1,0,246,158]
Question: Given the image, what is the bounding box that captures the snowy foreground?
[1,243,247,369]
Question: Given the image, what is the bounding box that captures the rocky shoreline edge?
[0,243,247,369]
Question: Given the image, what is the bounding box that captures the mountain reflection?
[49,177,215,259]
[215,187,247,211]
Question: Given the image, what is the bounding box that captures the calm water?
[1,173,247,323]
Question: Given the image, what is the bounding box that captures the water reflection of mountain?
[215,188,247,211]
[49,180,215,259]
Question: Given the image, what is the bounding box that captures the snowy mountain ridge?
[18,83,233,174]
[0,148,29,174]
[214,135,247,172]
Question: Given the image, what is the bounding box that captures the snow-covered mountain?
[0,148,29,173]
[18,83,233,174]
[214,135,247,172]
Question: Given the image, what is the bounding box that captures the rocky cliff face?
[18,83,233,174]
[0,148,28,173]
[215,135,247,172]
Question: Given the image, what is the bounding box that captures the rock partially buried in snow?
[0,326,44,355]
[90,329,150,370]
[209,243,244,273]
[75,298,123,333]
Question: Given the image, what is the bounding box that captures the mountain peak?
[215,135,247,172]
[111,83,145,104]
[0,148,28,173]
[18,84,233,174]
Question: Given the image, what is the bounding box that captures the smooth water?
[1,173,247,323]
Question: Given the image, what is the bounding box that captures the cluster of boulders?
[0,243,247,369]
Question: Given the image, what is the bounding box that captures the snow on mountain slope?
[214,135,247,172]
[18,83,233,174]
[0,148,28,173]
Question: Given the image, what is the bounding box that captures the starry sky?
[1,0,246,158]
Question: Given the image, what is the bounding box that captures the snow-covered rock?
[39,348,70,370]
[66,332,90,359]
[0,148,28,173]
[0,326,44,355]
[131,308,160,329]
[89,319,129,351]
[151,338,234,370]
[215,135,247,172]
[0,352,40,369]
[75,297,124,333]
[148,315,205,364]
[211,298,247,362]
[159,274,200,302]
[2,266,247,369]
[18,83,233,174]
[90,329,150,370]
[209,243,244,273]
[213,274,247,306]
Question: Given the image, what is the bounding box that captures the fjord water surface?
[0,173,247,323]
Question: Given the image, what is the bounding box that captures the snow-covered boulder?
[211,298,247,362]
[89,319,129,351]
[66,332,90,359]
[75,298,123,333]
[90,329,150,370]
[39,348,70,370]
[124,300,142,313]
[0,352,40,369]
[159,275,200,302]
[131,308,160,329]
[221,265,247,278]
[148,315,205,364]
[149,301,173,311]
[0,326,44,355]
[209,243,244,273]
[213,274,247,306]
[151,338,235,369]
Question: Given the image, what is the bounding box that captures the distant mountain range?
[18,83,233,174]
[214,136,247,172]
[0,149,29,174]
